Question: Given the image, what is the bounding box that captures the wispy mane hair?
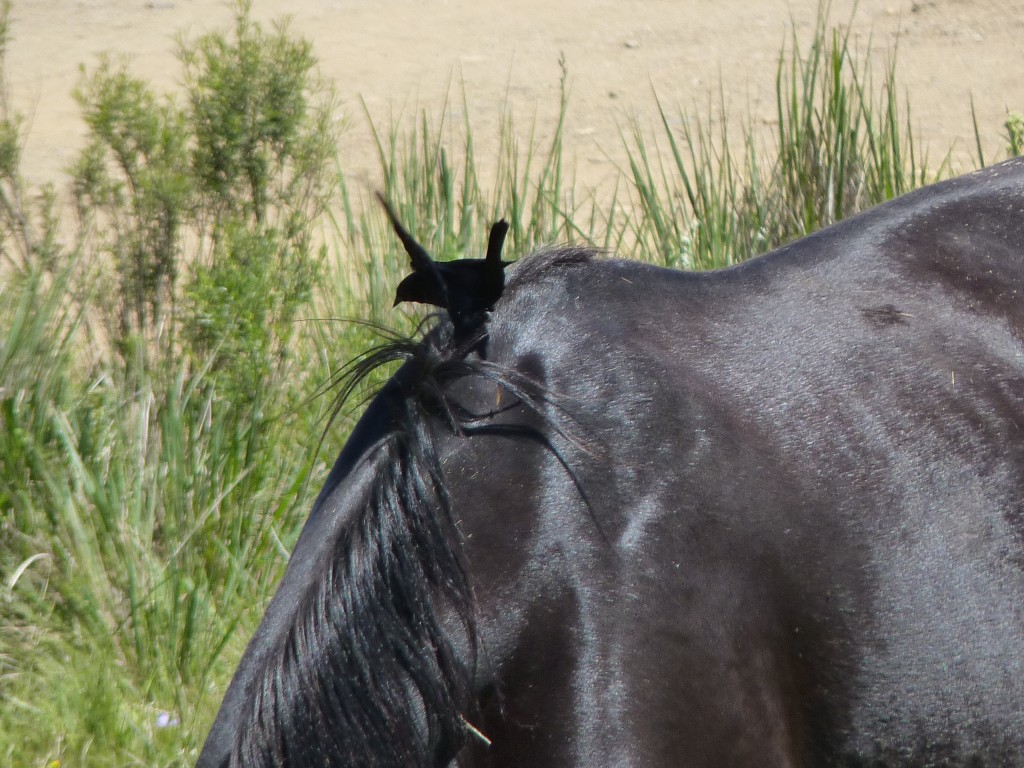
[232,316,559,768]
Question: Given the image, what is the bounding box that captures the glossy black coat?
[199,159,1024,767]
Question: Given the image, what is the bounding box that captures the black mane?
[234,322,479,767]
[232,250,594,768]
[503,244,594,291]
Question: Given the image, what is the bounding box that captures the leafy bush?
[2,2,340,765]
[73,56,191,364]
[72,0,337,401]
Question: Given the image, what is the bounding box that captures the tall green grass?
[1,1,1019,765]
[625,13,933,270]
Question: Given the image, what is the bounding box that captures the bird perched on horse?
[378,193,512,337]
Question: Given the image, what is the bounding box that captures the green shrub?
[73,56,191,365]
[3,3,340,765]
[72,0,337,401]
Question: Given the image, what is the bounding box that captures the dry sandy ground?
[5,0,1024,207]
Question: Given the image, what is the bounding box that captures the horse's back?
[465,158,1024,765]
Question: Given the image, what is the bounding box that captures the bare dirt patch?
[7,0,1023,203]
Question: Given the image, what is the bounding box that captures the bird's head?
[393,271,445,307]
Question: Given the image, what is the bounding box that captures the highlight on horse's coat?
[198,158,1024,767]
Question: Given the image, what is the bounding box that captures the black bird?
[377,193,512,336]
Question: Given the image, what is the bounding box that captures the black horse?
[197,158,1024,767]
